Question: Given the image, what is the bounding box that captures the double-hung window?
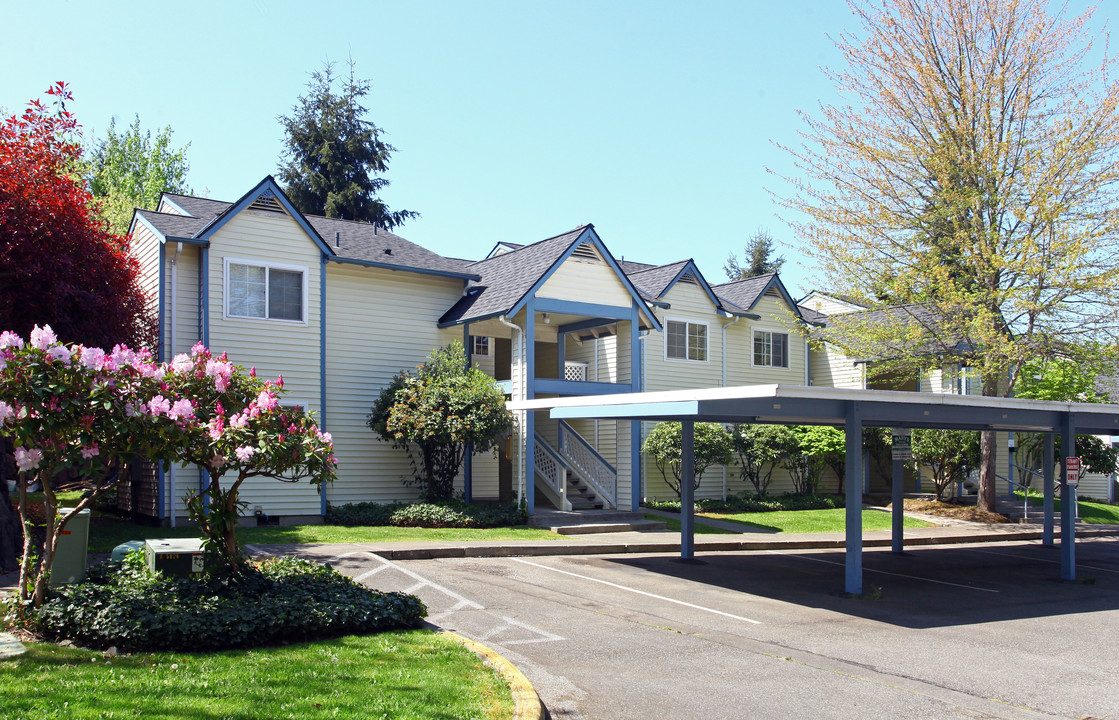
[226,260,306,323]
[666,320,707,362]
[753,330,789,368]
[471,336,490,357]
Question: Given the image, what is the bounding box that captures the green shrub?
[643,493,845,514]
[32,553,426,652]
[326,499,527,528]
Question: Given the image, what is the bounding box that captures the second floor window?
[753,330,789,368]
[667,320,707,361]
[227,261,305,322]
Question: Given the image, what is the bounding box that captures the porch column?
[680,420,695,559]
[891,444,904,554]
[1043,432,1055,546]
[845,402,863,595]
[1060,417,1076,580]
[631,302,643,512]
[525,303,536,515]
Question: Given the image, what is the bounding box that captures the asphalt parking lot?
[296,537,1119,720]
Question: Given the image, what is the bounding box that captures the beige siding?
[727,296,807,386]
[801,293,863,317]
[538,257,634,308]
[325,263,466,505]
[132,223,163,355]
[645,283,723,392]
[810,343,864,389]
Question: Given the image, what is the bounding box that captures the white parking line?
[511,558,763,625]
[766,550,1000,593]
[480,616,564,646]
[960,546,1119,575]
[330,551,483,610]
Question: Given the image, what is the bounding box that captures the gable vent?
[248,194,285,214]
[765,287,781,298]
[678,272,698,285]
[571,242,601,261]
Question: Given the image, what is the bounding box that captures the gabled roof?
[131,178,480,281]
[439,225,659,329]
[713,272,803,321]
[627,259,747,316]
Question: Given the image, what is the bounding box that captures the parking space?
[291,537,1119,719]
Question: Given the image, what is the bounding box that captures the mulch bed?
[897,498,1013,524]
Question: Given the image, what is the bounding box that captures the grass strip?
[0,630,513,720]
[700,508,931,534]
[645,514,735,534]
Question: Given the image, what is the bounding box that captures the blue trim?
[320,256,328,517]
[631,302,642,512]
[747,274,805,321]
[557,328,566,373]
[438,309,502,329]
[507,226,661,331]
[525,300,535,515]
[679,421,695,559]
[1060,417,1076,580]
[661,260,721,309]
[1043,432,1055,545]
[533,298,636,319]
[159,195,192,216]
[197,176,335,257]
[157,243,166,362]
[558,317,618,334]
[558,420,616,472]
[550,401,699,420]
[156,464,166,520]
[200,248,210,347]
[330,255,480,281]
[533,379,633,396]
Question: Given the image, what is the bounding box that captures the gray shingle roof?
[627,260,692,299]
[712,272,778,312]
[161,193,229,220]
[134,210,211,238]
[816,303,960,360]
[619,260,657,275]
[439,226,592,325]
[307,215,475,277]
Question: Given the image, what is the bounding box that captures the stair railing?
[558,419,617,509]
[534,432,569,511]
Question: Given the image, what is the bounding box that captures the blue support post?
[680,420,695,560]
[1043,432,1055,546]
[845,402,863,595]
[1060,418,1076,580]
[891,453,904,554]
[631,302,643,512]
[525,304,536,515]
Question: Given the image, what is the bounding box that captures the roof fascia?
[196,176,334,256]
[131,213,211,247]
[661,260,722,308]
[329,255,480,281]
[158,194,192,217]
[748,274,805,320]
[437,309,503,329]
[508,226,662,331]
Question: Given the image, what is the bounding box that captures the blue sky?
[1,0,1107,296]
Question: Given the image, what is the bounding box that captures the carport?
[511,385,1119,594]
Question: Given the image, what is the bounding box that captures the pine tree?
[278,61,417,228]
[724,228,785,280]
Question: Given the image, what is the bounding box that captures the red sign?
[1066,457,1081,486]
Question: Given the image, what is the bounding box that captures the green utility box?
[144,538,207,577]
[111,540,146,564]
[49,508,90,587]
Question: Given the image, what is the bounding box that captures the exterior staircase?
[529,508,667,535]
[565,471,603,510]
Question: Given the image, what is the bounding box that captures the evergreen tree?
[278,61,417,228]
[724,228,785,280]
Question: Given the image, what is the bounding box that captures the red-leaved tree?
[0,82,157,350]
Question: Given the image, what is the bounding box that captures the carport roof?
[510,384,1119,435]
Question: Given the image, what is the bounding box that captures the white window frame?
[664,317,709,363]
[223,257,309,325]
[751,327,791,369]
[471,336,490,357]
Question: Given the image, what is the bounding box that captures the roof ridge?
[467,224,591,268]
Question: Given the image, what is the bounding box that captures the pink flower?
[0,331,23,349]
[80,347,105,370]
[256,390,279,412]
[167,399,195,422]
[110,345,136,367]
[170,353,193,373]
[147,395,171,416]
[214,375,229,393]
[210,454,227,470]
[235,446,256,463]
[191,341,207,356]
[15,447,43,472]
[81,443,100,459]
[29,325,57,350]
[249,366,256,378]
[229,412,249,429]
[277,374,284,389]
[47,345,72,365]
[0,401,13,423]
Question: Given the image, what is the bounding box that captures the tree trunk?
[0,436,22,573]
[979,430,998,512]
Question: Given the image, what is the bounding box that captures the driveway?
[281,537,1119,720]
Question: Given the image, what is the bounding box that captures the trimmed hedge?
[326,499,527,528]
[33,554,426,652]
[643,493,845,514]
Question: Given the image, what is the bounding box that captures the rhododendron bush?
[0,327,335,610]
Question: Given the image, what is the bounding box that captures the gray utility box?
[49,508,91,586]
[144,538,207,577]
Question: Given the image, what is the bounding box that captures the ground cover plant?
[703,508,931,534]
[0,630,513,720]
[30,554,424,652]
[327,499,526,528]
[644,493,845,514]
[1022,493,1119,525]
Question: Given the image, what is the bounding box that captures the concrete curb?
[442,629,545,720]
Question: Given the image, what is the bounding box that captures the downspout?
[498,316,525,506]
[168,242,182,527]
[721,315,741,501]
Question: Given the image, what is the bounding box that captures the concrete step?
[552,519,668,535]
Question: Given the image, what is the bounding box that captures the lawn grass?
[701,508,932,534]
[645,513,735,534]
[1025,495,1119,525]
[0,630,513,720]
[87,517,560,553]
